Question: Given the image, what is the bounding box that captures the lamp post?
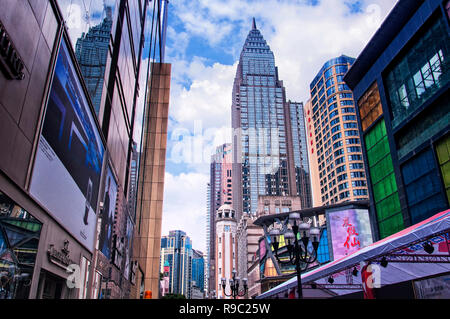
[269,212,320,299]
[221,269,248,299]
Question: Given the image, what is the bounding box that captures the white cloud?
[161,172,210,253]
[169,58,237,130]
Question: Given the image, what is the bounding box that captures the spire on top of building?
[252,17,257,30]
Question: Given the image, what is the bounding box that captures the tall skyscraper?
[160,230,193,298]
[207,143,233,296]
[305,56,369,207]
[287,101,312,208]
[231,18,311,221]
[75,7,113,115]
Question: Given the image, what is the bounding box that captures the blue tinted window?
[402,148,448,224]
[317,229,330,264]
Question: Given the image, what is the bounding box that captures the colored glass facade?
[345,0,449,241]
[364,119,403,238]
[385,11,450,129]
[316,228,330,264]
[401,148,448,224]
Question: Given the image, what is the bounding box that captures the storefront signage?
[0,21,25,80]
[414,273,450,299]
[47,240,76,269]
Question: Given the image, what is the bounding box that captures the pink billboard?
[326,209,373,260]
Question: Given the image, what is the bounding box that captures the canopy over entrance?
[257,209,450,298]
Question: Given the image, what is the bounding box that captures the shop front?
[0,185,93,299]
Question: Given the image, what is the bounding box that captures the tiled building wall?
[132,62,170,299]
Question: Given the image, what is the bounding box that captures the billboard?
[30,37,105,251]
[326,209,373,260]
[123,215,134,280]
[98,166,118,259]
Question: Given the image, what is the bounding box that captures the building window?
[401,148,448,224]
[385,12,450,129]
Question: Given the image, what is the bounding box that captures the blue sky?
[161,0,398,254]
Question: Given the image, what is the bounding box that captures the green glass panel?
[375,191,401,221]
[378,213,404,239]
[366,118,404,236]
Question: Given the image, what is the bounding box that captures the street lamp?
[269,212,320,299]
[221,269,248,299]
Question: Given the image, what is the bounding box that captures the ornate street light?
[268,212,320,299]
[221,269,248,299]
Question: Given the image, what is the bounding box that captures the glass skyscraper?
[160,230,193,298]
[232,19,311,219]
[75,7,113,115]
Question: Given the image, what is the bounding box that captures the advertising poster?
[30,38,104,252]
[123,215,134,280]
[326,209,373,260]
[98,166,118,260]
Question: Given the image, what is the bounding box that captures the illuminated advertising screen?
[30,38,104,252]
[98,166,118,259]
[326,209,373,260]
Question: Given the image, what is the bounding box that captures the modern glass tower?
[232,18,311,219]
[75,7,113,115]
[160,230,193,298]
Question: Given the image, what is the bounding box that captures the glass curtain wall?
[364,119,403,238]
[385,11,450,129]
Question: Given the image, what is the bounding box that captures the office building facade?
[231,18,311,218]
[0,0,169,299]
[344,0,449,240]
[207,143,232,296]
[305,55,369,207]
[192,249,205,294]
[160,230,193,298]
